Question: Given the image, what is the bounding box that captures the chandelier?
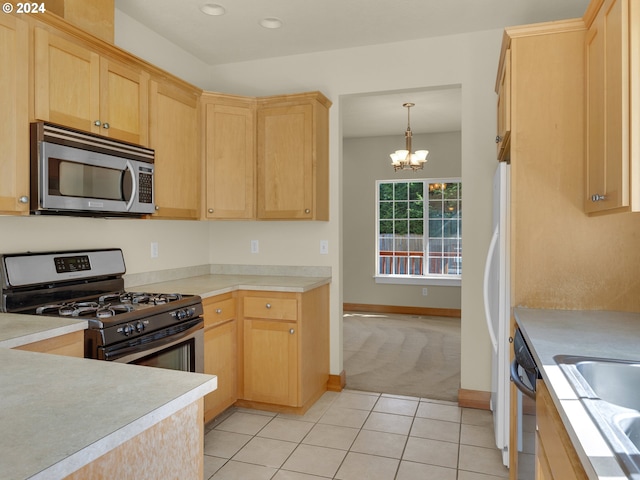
[390,102,429,171]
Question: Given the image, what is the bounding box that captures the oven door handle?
[101,319,203,363]
[510,358,536,400]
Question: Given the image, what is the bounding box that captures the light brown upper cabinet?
[495,48,511,161]
[0,14,29,215]
[585,0,640,213]
[202,93,256,219]
[150,79,201,220]
[33,27,149,146]
[257,92,331,220]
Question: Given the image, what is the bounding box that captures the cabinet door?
[0,15,29,214]
[100,59,149,145]
[585,0,628,213]
[203,319,237,422]
[496,49,511,161]
[257,103,314,219]
[244,319,298,406]
[34,27,100,133]
[150,80,201,219]
[204,99,255,219]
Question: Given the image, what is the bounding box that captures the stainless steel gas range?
[0,249,203,373]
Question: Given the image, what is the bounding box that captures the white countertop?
[514,308,640,480]
[0,348,216,480]
[0,313,87,349]
[131,273,331,298]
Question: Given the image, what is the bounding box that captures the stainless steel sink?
[555,355,640,479]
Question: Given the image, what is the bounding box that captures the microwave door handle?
[124,160,137,212]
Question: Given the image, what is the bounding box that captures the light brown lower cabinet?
[535,380,588,480]
[202,293,237,423]
[239,285,330,413]
[14,330,84,357]
[201,285,329,418]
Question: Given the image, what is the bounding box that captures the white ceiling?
[115,0,590,137]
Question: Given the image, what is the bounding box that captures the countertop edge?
[30,376,217,480]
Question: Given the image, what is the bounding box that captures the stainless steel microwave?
[30,122,155,217]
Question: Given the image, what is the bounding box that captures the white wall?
[113,12,502,393]
[343,131,462,310]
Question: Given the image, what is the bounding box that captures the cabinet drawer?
[243,296,297,321]
[204,297,236,327]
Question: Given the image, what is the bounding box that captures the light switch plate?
[320,240,329,254]
[251,240,259,254]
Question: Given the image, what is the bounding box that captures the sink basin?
[555,355,640,479]
[573,358,640,410]
[617,416,640,451]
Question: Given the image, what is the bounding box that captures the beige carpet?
[343,312,461,402]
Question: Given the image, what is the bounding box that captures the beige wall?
[343,132,462,310]
[0,216,210,274]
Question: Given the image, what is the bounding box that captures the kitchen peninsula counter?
[0,346,216,479]
[514,308,640,480]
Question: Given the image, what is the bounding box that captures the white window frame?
[374,177,462,287]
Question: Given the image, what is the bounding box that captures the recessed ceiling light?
[259,17,283,29]
[200,3,226,16]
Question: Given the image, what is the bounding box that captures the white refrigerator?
[483,161,511,467]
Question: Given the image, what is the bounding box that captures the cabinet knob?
[289,328,295,334]
[304,209,310,214]
[266,303,271,309]
[155,205,160,211]
[18,196,29,204]
[102,122,110,129]
[215,308,222,314]
[495,135,502,144]
[94,120,101,126]
[208,208,214,213]
[591,194,606,202]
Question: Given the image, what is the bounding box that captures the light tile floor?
[203,389,510,480]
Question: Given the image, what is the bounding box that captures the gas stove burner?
[98,291,183,305]
[35,301,135,318]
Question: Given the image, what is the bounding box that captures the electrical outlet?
[150,242,159,258]
[422,287,428,296]
[320,240,329,254]
[251,240,259,254]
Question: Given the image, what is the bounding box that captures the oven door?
[98,317,204,373]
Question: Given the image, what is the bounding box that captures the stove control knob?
[176,308,192,320]
[122,324,134,336]
[135,321,145,333]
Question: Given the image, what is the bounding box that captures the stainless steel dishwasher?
[510,327,538,480]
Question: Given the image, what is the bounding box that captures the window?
[376,179,462,285]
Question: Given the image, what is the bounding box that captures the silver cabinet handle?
[18,196,29,204]
[304,209,310,214]
[215,308,222,314]
[289,328,295,334]
[94,120,101,126]
[102,122,110,129]
[266,303,271,309]
[208,208,214,213]
[591,194,606,202]
[155,206,160,211]
[495,135,502,143]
